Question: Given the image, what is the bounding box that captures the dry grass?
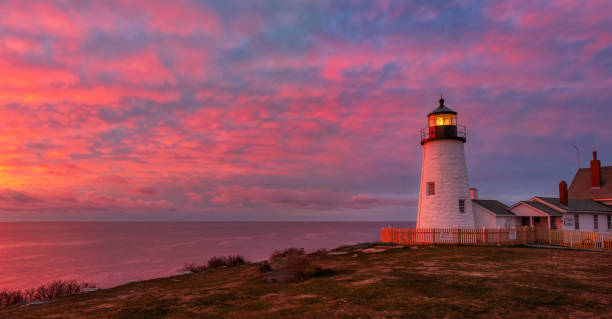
[2,245,612,318]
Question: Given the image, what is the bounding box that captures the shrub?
[0,291,24,308]
[0,280,94,308]
[207,256,227,268]
[259,261,272,273]
[226,255,246,266]
[271,247,305,258]
[286,254,320,281]
[265,248,322,282]
[183,255,248,273]
[33,280,87,301]
[207,255,247,268]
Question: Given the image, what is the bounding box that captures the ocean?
[0,222,414,291]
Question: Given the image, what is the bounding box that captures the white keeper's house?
[415,98,612,233]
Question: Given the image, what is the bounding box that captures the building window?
[608,214,611,229]
[458,199,465,213]
[534,217,541,223]
[594,214,598,230]
[575,214,580,230]
[426,182,435,196]
[521,217,530,226]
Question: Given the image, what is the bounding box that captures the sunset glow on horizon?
[1,1,611,221]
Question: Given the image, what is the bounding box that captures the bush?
[0,280,95,308]
[259,261,272,273]
[208,255,247,268]
[0,291,24,308]
[265,248,322,282]
[271,247,305,258]
[183,255,248,273]
[206,256,227,268]
[33,280,87,301]
[286,254,320,281]
[227,255,246,266]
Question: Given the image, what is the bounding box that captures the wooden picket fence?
[380,227,612,250]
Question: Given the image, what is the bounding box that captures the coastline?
[0,221,415,291]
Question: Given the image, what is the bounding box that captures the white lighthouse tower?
[416,98,475,229]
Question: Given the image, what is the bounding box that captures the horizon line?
[0,220,417,223]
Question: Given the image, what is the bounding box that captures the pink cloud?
[185,192,203,203]
[210,186,414,211]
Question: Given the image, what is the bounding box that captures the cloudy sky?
[0,1,610,221]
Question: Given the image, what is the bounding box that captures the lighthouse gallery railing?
[420,124,466,142]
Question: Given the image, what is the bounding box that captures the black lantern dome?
[421,98,466,145]
[428,98,457,116]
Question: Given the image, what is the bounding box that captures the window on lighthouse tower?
[458,199,465,213]
[426,182,435,196]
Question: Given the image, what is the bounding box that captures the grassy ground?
[2,245,611,318]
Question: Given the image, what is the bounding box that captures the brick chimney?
[559,180,568,206]
[469,188,478,200]
[590,151,601,188]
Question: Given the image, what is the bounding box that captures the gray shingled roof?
[568,166,612,200]
[535,197,612,213]
[521,201,564,216]
[472,200,515,216]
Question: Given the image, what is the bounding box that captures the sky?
[0,0,611,221]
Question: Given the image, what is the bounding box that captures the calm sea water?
[0,222,414,291]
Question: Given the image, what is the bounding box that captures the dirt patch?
[219,281,244,289]
[290,294,317,300]
[350,278,381,286]
[453,271,495,278]
[90,303,115,310]
[260,293,285,300]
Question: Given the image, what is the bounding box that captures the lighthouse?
[416,98,475,229]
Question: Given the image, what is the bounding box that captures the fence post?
[548,228,551,245]
[457,227,462,246]
[432,228,436,245]
[483,226,486,245]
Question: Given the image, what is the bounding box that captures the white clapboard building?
[468,154,612,233]
[503,151,612,233]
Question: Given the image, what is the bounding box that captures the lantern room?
[420,98,466,145]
